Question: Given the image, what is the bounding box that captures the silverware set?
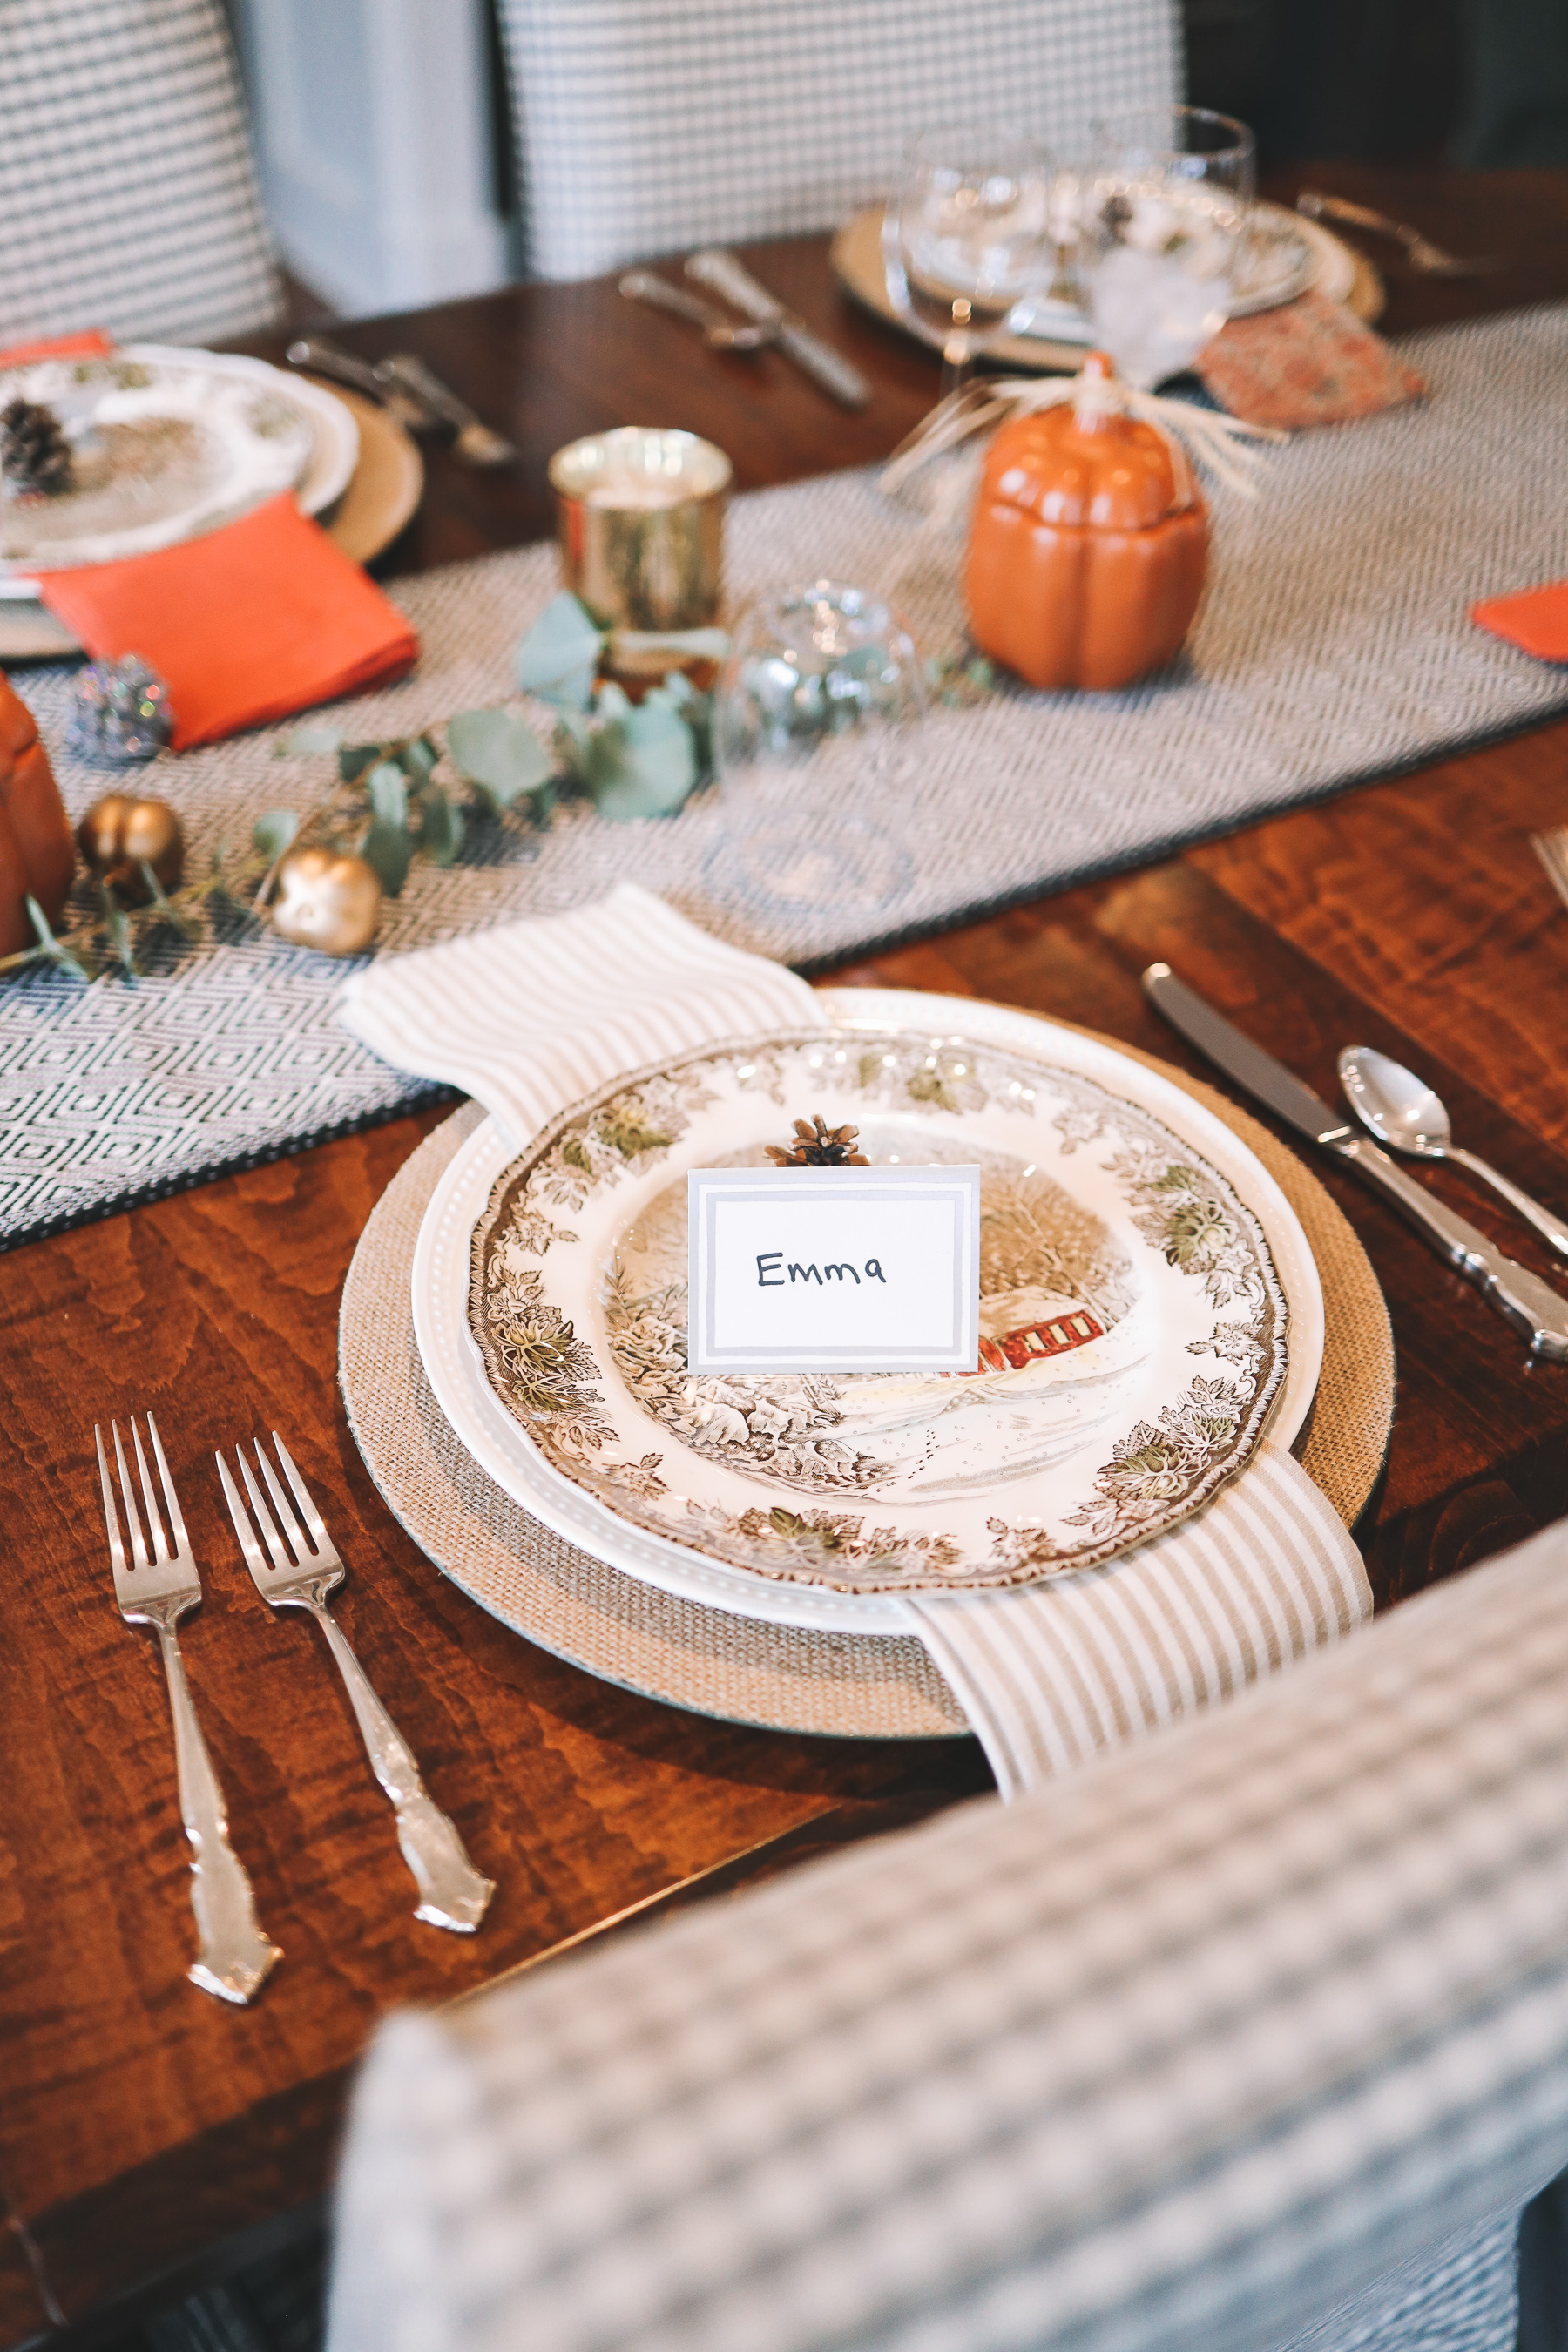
[286,340,518,467]
[619,248,871,409]
[1145,964,1568,1361]
[94,1416,494,2004]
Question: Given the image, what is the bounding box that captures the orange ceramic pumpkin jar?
[0,672,73,956]
[964,353,1208,693]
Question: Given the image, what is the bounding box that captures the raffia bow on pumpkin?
[881,363,1287,514]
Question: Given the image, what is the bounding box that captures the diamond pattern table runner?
[3,303,1567,1247]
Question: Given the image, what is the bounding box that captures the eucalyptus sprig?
[0,851,229,983]
[267,709,556,901]
[263,593,727,885]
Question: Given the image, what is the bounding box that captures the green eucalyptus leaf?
[446,707,551,807]
[585,700,699,822]
[397,734,438,785]
[513,592,604,709]
[594,679,632,720]
[252,809,301,862]
[362,817,413,897]
[275,725,341,758]
[338,743,382,784]
[104,892,134,975]
[25,895,93,980]
[24,894,61,951]
[419,786,465,867]
[366,760,409,827]
[552,707,592,776]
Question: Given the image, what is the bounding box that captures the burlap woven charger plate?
[340,1040,1394,1740]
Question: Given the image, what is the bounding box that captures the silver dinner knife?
[1142,962,1568,1360]
[685,249,871,408]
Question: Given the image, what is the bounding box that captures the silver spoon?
[1339,1045,1568,1261]
[618,270,775,350]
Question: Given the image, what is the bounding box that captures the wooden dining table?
[5,159,1568,2349]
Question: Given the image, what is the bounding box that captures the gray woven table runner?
[3,301,1567,1247]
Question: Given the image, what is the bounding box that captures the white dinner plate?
[0,344,358,574]
[412,992,1324,1633]
[1010,200,1358,347]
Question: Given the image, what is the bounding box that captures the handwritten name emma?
[756,1254,886,1287]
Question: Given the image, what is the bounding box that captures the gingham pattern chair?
[496,0,1181,281]
[0,0,281,348]
[326,1511,1568,2352]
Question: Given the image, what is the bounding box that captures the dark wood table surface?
[6,162,1568,2349]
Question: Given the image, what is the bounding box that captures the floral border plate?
[461,1001,1294,1600]
[0,345,358,573]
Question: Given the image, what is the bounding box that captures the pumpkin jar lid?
[980,353,1199,533]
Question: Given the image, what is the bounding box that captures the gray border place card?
[686,1166,980,1374]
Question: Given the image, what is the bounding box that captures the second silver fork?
[217,1436,494,1933]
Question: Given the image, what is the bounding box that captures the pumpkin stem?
[1072,351,1124,433]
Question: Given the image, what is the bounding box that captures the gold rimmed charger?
[829,199,1385,375]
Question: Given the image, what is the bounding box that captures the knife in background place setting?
[686,248,872,409]
[1142,962,1568,1361]
[287,338,428,429]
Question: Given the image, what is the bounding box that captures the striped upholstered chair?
[494,0,1180,281]
[326,1511,1568,2352]
[0,0,280,348]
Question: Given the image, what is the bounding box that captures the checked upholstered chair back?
[0,0,281,348]
[326,1511,1568,2352]
[495,0,1180,281]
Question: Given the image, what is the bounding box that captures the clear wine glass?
[1080,106,1255,389]
[885,126,1051,397]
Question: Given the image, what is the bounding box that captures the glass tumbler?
[713,581,926,909]
[885,126,1051,396]
[1080,105,1255,388]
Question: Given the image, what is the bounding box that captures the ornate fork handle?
[309,1606,494,1932]
[153,1615,282,2003]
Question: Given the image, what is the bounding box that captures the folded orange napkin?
[31,494,418,748]
[0,330,113,368]
[1197,289,1426,430]
[1470,583,1568,664]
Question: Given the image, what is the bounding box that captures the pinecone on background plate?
[0,397,73,497]
[765,1116,869,1167]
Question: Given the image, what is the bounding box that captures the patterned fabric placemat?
[337,1037,1394,1742]
[5,301,1568,1248]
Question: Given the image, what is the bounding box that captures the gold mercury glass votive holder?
[548,428,731,655]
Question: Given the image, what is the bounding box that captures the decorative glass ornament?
[65,656,174,766]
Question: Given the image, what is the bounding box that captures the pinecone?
[1,397,73,497]
[765,1116,869,1167]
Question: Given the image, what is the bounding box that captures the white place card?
[686,1166,980,1374]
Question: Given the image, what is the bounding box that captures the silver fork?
[1295,190,1501,276]
[216,1437,495,1933]
[95,1416,282,2004]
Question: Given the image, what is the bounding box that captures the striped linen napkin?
[340,887,1371,1793]
[341,882,821,1146]
[909,1444,1366,1797]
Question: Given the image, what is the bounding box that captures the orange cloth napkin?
[1197,290,1426,430]
[1470,583,1568,663]
[0,330,113,368]
[30,493,419,748]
